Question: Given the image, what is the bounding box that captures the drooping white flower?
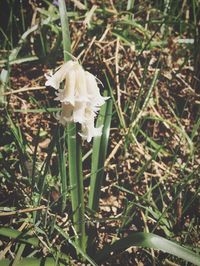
[45,60,109,142]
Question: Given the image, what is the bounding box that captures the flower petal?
[85,71,109,106]
[56,69,76,105]
[73,102,86,123]
[74,64,88,102]
[80,122,103,142]
[79,108,103,142]
[45,60,75,90]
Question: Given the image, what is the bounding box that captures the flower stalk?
[58,0,86,251]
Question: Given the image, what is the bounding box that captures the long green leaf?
[56,125,68,212]
[55,225,97,266]
[96,232,200,265]
[0,258,65,266]
[7,113,31,179]
[105,72,126,128]
[88,91,113,212]
[12,243,26,266]
[0,227,39,247]
[0,227,70,263]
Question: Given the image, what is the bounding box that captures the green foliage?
[96,232,200,265]
[88,90,113,212]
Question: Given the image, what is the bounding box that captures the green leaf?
[0,258,65,266]
[54,225,98,266]
[56,125,68,212]
[88,91,113,212]
[0,227,39,247]
[96,232,200,265]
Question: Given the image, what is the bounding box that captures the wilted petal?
[59,103,73,125]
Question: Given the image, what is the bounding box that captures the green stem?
[88,91,112,212]
[58,0,71,61]
[67,124,86,250]
[57,125,67,212]
[58,0,86,251]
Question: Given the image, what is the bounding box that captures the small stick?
[105,139,123,167]
[79,36,96,63]
[0,205,46,217]
[1,86,46,96]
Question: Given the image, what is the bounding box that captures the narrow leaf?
[88,91,113,212]
[0,227,39,247]
[96,232,200,265]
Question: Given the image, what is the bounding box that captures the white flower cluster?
[45,60,109,142]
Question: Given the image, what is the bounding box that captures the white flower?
[45,60,109,142]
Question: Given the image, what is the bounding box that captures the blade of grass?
[129,69,159,131]
[7,113,31,178]
[0,227,39,247]
[56,125,68,212]
[127,0,135,11]
[34,126,59,224]
[0,56,39,67]
[88,91,113,212]
[143,114,193,154]
[87,91,112,256]
[161,97,194,154]
[12,243,26,266]
[96,232,200,265]
[13,108,61,113]
[0,227,69,264]
[0,69,8,105]
[31,126,41,191]
[104,72,125,128]
[0,258,65,266]
[55,225,97,266]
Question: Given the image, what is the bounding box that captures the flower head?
[45,60,109,142]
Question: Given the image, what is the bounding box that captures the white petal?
[45,75,60,90]
[57,70,76,105]
[74,64,88,102]
[73,102,86,123]
[80,123,102,142]
[85,71,109,106]
[45,60,75,90]
[79,108,103,142]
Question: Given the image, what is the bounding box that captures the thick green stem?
[58,0,86,251]
[67,125,86,250]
